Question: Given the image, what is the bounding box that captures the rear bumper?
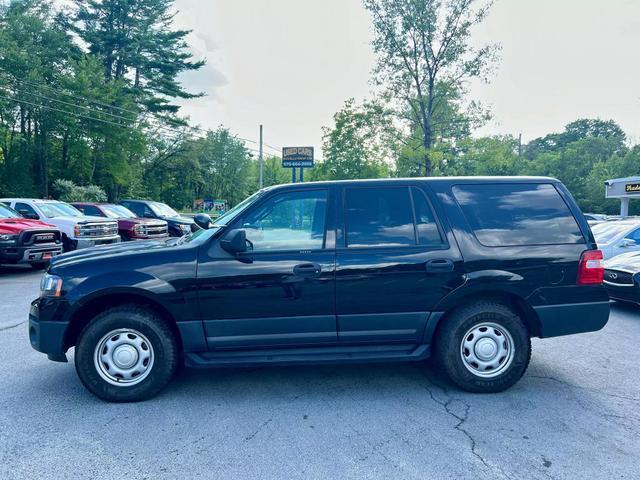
[534,301,610,338]
[0,244,63,264]
[28,299,69,362]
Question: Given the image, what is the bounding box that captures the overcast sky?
[173,0,640,157]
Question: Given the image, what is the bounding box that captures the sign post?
[282,146,314,183]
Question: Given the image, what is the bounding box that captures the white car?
[591,220,640,259]
[0,199,120,251]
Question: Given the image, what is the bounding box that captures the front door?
[335,184,462,344]
[197,187,337,350]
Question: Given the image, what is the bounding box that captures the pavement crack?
[421,376,512,480]
[0,320,26,332]
[244,418,272,442]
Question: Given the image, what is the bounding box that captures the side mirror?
[193,213,212,230]
[221,229,249,254]
[19,210,39,220]
[620,238,637,248]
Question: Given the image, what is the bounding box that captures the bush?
[53,179,107,202]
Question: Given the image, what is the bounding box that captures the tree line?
[0,0,636,215]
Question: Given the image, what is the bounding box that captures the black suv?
[119,199,195,237]
[29,178,609,402]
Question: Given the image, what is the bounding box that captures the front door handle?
[426,259,454,273]
[293,263,322,277]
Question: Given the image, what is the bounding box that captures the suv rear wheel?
[434,301,531,393]
[74,305,179,402]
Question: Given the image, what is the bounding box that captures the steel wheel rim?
[94,328,154,387]
[460,322,515,378]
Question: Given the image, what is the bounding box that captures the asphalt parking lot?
[0,266,638,480]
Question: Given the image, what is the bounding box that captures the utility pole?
[258,124,263,189]
[518,132,522,157]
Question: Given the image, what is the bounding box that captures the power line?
[0,72,141,118]
[0,93,137,130]
[1,79,283,154]
[4,85,138,124]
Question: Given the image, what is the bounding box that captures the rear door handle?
[426,259,454,273]
[293,262,322,277]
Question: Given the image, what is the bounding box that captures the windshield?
[213,190,265,226]
[0,203,21,219]
[38,202,83,218]
[101,204,136,219]
[150,202,180,218]
[592,223,633,244]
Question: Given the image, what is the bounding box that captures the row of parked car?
[583,213,640,305]
[0,198,197,269]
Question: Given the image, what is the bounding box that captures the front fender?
[63,270,184,322]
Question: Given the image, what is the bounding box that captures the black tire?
[30,262,46,270]
[74,305,179,402]
[434,301,531,393]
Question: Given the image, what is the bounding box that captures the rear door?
[335,184,463,344]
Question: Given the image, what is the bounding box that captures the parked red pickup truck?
[0,202,63,268]
[71,203,169,241]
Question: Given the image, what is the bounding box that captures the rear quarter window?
[452,183,584,246]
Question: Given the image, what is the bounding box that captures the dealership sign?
[625,183,640,194]
[282,147,314,168]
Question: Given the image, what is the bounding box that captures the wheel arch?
[64,291,183,353]
[425,289,542,347]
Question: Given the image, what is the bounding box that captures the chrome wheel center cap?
[113,344,139,369]
[475,338,498,361]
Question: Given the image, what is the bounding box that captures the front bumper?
[29,298,69,362]
[0,244,63,264]
[604,281,639,304]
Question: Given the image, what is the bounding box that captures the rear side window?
[344,186,443,247]
[452,183,584,246]
[345,187,414,247]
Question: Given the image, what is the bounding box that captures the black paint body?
[29,177,610,365]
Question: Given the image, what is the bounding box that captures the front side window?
[345,187,415,247]
[241,190,327,251]
[452,183,584,246]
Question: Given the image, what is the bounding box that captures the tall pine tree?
[67,0,205,119]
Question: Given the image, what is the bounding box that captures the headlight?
[40,274,63,297]
[134,224,146,235]
[181,224,191,233]
[0,234,18,244]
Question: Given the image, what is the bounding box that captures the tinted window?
[345,187,415,247]
[81,205,104,217]
[122,202,144,217]
[411,187,443,246]
[242,190,327,251]
[452,183,584,246]
[15,202,38,218]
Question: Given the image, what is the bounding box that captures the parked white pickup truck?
[0,198,120,251]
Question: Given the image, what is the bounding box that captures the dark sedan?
[603,252,640,305]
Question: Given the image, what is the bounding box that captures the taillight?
[577,249,604,285]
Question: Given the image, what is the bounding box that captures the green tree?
[364,0,499,176]
[68,0,205,119]
[313,98,393,181]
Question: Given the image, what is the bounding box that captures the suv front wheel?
[75,305,179,402]
[435,301,531,393]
